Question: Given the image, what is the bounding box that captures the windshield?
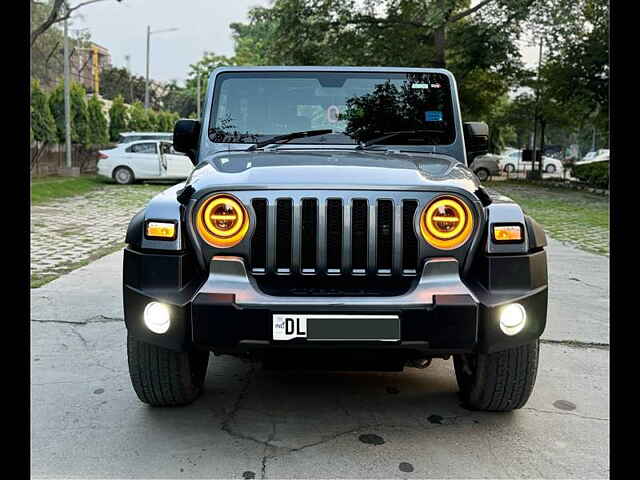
[209,71,456,147]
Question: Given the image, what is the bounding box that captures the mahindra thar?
[123,67,548,411]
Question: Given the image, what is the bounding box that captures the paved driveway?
[30,238,609,479]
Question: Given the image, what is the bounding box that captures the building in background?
[70,42,112,94]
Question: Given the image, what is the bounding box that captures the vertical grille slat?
[291,200,302,273]
[317,200,327,273]
[250,199,267,273]
[367,201,377,273]
[351,199,368,275]
[376,200,393,275]
[402,200,419,274]
[301,199,317,274]
[392,201,403,275]
[326,199,342,274]
[342,201,352,274]
[275,199,293,273]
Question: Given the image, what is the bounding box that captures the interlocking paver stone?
[30,183,167,286]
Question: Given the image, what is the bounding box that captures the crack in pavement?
[540,339,609,350]
[522,407,609,422]
[31,315,124,325]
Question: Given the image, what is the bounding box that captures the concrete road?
[31,238,609,479]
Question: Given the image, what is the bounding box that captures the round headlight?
[196,194,249,248]
[420,196,474,250]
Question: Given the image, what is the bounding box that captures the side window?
[129,142,158,154]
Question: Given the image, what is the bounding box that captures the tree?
[108,94,128,141]
[70,82,90,145]
[31,79,58,169]
[31,80,57,145]
[87,94,109,145]
[48,81,90,144]
[127,101,152,132]
[100,66,163,108]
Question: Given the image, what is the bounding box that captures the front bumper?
[123,249,547,356]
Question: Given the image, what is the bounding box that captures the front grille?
[250,196,420,277]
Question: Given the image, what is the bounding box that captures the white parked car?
[575,149,609,166]
[499,150,564,174]
[97,140,194,184]
[117,132,173,144]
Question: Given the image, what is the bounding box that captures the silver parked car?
[469,154,501,181]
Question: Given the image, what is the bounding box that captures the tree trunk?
[433,0,448,68]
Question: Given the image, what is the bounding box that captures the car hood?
[185,149,480,194]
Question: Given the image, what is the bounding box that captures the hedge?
[570,161,609,190]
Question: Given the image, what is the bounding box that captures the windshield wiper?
[355,129,444,150]
[246,129,333,151]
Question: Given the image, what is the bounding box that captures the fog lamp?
[499,303,526,336]
[143,302,171,334]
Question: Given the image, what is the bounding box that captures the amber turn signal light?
[420,196,473,250]
[145,221,177,240]
[196,194,249,248]
[492,225,524,243]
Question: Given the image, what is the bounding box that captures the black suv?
[123,67,548,411]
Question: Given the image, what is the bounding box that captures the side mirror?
[173,119,201,165]
[463,122,489,163]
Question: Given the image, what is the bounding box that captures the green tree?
[48,81,90,145]
[127,101,152,131]
[70,83,90,145]
[87,95,109,145]
[108,94,129,142]
[31,79,57,144]
[31,79,57,170]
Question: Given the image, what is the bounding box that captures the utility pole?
[196,71,201,119]
[145,26,179,109]
[63,10,72,171]
[145,25,150,108]
[531,37,544,175]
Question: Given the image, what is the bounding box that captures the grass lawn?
[31,175,109,205]
[485,180,609,256]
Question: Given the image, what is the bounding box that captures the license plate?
[272,314,400,341]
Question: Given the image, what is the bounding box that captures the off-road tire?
[475,167,490,182]
[113,166,135,185]
[453,340,539,412]
[127,334,210,406]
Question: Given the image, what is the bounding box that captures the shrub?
[87,95,109,145]
[109,95,129,142]
[571,161,609,189]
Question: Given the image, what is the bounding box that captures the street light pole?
[145,26,179,109]
[63,11,72,169]
[197,71,201,119]
[145,25,150,109]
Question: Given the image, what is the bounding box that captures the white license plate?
[272,314,400,341]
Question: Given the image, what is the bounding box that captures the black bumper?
[123,248,547,356]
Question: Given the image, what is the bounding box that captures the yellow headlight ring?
[196,194,249,248]
[420,195,474,250]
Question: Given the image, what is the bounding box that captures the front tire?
[545,164,557,174]
[504,164,516,173]
[454,340,539,411]
[127,334,209,406]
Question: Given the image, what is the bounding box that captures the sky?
[71,0,272,85]
[70,0,540,86]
